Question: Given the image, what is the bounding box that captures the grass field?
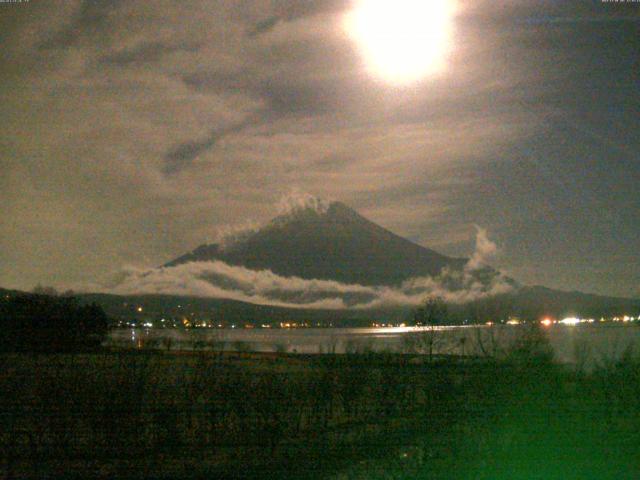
[1,334,640,479]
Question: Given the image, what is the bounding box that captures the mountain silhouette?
[158,199,639,318]
[166,200,469,286]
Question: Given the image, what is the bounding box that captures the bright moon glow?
[345,0,455,84]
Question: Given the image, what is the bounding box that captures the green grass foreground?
[1,343,640,479]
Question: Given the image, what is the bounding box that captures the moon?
[345,0,455,84]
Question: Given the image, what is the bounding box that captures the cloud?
[211,192,332,252]
[248,16,281,37]
[276,190,332,216]
[98,41,199,67]
[102,226,514,309]
[466,225,498,271]
[2,0,636,298]
[214,220,262,252]
[163,115,261,175]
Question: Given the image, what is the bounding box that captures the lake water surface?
[108,323,640,368]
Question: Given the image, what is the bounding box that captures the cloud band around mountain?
[108,227,514,309]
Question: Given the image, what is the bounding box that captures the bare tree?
[407,296,449,361]
[413,296,448,327]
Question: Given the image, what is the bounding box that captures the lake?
[107,323,640,368]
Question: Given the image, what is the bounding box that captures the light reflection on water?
[111,324,640,366]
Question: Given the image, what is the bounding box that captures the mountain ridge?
[143,199,640,318]
[166,200,470,287]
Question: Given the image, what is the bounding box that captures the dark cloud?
[99,41,199,67]
[38,0,125,50]
[182,70,248,94]
[248,16,281,37]
[163,118,258,175]
[163,136,218,175]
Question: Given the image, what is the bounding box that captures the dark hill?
[167,201,468,286]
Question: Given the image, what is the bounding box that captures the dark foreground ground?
[1,334,640,479]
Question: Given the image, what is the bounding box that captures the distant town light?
[560,317,580,326]
[540,318,552,327]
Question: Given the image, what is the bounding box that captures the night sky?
[1,0,638,298]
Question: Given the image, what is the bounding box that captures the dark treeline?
[446,286,640,323]
[72,288,640,329]
[3,286,638,331]
[0,293,109,352]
